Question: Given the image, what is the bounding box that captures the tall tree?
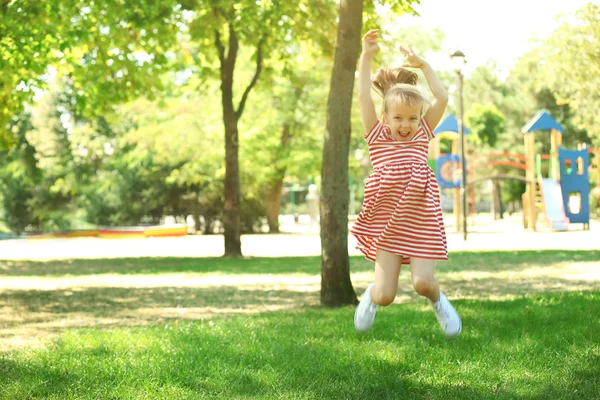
[320,0,418,306]
[244,45,330,233]
[538,2,600,144]
[213,8,263,256]
[191,1,335,256]
[320,0,364,307]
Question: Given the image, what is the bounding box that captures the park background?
[1,1,599,399]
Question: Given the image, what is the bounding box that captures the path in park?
[0,215,597,260]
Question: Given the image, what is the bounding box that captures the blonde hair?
[371,67,428,115]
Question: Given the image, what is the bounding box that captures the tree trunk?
[491,181,497,219]
[266,182,283,232]
[266,123,292,233]
[320,0,362,307]
[192,207,201,234]
[214,23,264,257]
[221,49,242,257]
[496,181,504,219]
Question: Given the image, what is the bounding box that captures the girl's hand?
[400,44,426,69]
[362,29,380,57]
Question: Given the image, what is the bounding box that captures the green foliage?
[0,170,37,234]
[363,0,420,29]
[191,0,338,60]
[460,4,597,204]
[1,0,597,232]
[99,94,226,229]
[245,45,329,184]
[0,1,71,148]
[0,113,40,233]
[536,3,600,144]
[0,0,183,148]
[465,104,505,147]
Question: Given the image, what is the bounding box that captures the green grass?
[2,249,599,276]
[1,293,599,399]
[0,251,599,399]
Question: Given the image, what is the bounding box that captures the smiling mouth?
[398,131,410,137]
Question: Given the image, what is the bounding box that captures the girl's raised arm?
[400,45,448,130]
[419,62,448,130]
[358,30,380,134]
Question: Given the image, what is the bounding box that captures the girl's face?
[384,102,422,141]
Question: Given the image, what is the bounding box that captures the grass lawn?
[0,250,599,399]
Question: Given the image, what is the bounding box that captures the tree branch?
[213,6,231,66]
[0,0,9,41]
[226,22,238,67]
[235,37,264,120]
[214,29,225,65]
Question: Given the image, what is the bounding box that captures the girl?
[351,29,461,338]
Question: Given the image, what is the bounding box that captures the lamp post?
[451,50,467,240]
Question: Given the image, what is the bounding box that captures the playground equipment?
[558,145,590,229]
[590,148,600,215]
[430,110,592,232]
[521,110,590,231]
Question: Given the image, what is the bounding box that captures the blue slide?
[539,178,569,231]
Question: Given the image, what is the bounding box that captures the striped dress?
[350,118,448,264]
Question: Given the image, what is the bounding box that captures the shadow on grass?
[3,277,598,339]
[0,286,321,346]
[0,250,599,277]
[3,255,600,353]
[0,292,598,399]
[0,285,319,317]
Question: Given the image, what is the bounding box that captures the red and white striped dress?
[350,118,447,264]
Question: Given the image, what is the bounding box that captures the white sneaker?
[430,292,462,338]
[354,283,378,333]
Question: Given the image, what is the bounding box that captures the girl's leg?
[354,249,402,333]
[372,249,403,306]
[409,257,440,302]
[410,257,461,337]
